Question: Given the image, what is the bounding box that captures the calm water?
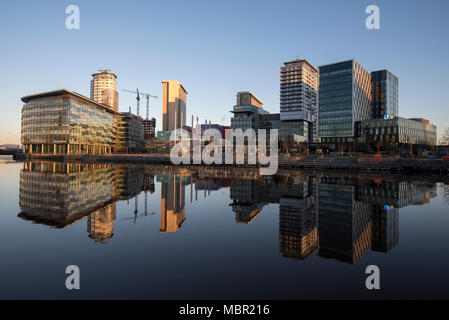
[0,155,448,299]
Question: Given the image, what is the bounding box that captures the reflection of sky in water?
[0,161,448,299]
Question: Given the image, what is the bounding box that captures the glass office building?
[279,120,309,144]
[318,60,372,143]
[371,70,398,119]
[230,106,264,130]
[115,112,145,153]
[230,92,268,131]
[259,113,280,131]
[280,59,319,142]
[21,89,117,154]
[356,117,437,153]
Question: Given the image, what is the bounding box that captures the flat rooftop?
[283,59,318,73]
[21,89,119,114]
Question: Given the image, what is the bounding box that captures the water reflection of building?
[316,177,437,263]
[318,179,372,264]
[356,179,437,209]
[18,161,146,243]
[230,179,265,223]
[18,162,439,257]
[112,165,145,200]
[279,176,318,259]
[19,161,114,227]
[88,203,116,243]
[230,177,280,223]
[228,175,319,258]
[159,174,187,233]
[371,205,398,253]
[355,179,436,253]
[227,174,437,264]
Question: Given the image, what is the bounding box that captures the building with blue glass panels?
[21,89,147,155]
[318,60,372,144]
[21,89,117,154]
[355,117,437,154]
[371,70,398,119]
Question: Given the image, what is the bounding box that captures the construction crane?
[122,89,158,120]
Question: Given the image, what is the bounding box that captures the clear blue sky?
[1,0,448,144]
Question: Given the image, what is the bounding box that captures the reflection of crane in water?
[134,194,138,223]
[129,174,156,223]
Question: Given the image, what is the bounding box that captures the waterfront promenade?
[15,153,449,174]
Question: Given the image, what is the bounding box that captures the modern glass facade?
[371,70,398,119]
[230,111,256,130]
[279,120,309,144]
[318,60,372,142]
[21,90,116,154]
[115,112,145,153]
[259,114,280,131]
[356,117,437,150]
[230,92,268,131]
[280,59,318,142]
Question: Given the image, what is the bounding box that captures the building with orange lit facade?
[17,161,146,242]
[162,80,187,131]
[88,203,116,242]
[280,59,319,143]
[21,89,117,155]
[21,89,145,155]
[90,69,119,111]
[18,161,115,227]
[160,174,186,233]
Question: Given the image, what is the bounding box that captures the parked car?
[374,153,382,159]
[444,155,449,160]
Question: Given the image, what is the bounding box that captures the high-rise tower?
[318,60,372,143]
[90,69,119,111]
[371,70,398,120]
[280,59,319,142]
[162,80,187,131]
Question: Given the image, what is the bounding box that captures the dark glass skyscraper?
[371,70,398,119]
[318,60,372,143]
